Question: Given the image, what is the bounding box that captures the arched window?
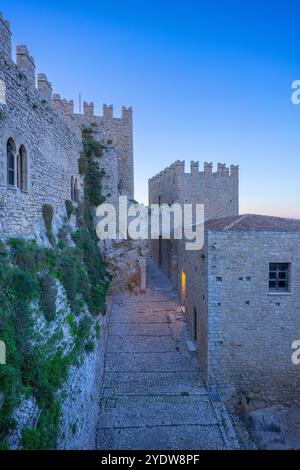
[71,176,74,201]
[193,307,197,341]
[17,145,27,191]
[74,178,79,202]
[7,139,16,186]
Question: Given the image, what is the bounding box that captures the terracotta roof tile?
[205,214,300,232]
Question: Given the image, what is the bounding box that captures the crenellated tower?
[149,160,239,220]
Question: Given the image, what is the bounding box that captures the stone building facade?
[148,160,239,290]
[0,12,134,239]
[149,158,300,409]
[184,215,300,409]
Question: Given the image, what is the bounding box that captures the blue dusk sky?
[1,0,300,217]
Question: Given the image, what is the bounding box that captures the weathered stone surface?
[96,258,240,450]
[101,239,147,294]
[0,13,134,239]
[246,405,300,449]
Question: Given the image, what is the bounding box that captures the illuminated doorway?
[181,270,186,308]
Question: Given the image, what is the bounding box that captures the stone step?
[97,424,225,450]
[102,370,205,393]
[107,334,176,353]
[109,321,171,336]
[104,351,198,373]
[98,394,219,428]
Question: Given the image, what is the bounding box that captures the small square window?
[269,263,290,292]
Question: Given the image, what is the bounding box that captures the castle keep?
[0,13,134,239]
[149,160,239,287]
[149,160,300,410]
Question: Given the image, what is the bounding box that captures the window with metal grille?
[269,263,290,292]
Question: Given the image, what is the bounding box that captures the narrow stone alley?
[96,258,239,450]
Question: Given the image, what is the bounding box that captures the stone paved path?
[96,258,239,450]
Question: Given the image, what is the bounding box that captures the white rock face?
[7,398,40,450]
[100,239,147,294]
[58,313,109,450]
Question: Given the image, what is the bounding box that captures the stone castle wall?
[74,103,134,199]
[0,12,134,239]
[183,230,300,410]
[0,13,82,238]
[149,160,239,220]
[148,159,239,291]
[207,231,300,409]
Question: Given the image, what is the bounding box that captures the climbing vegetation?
[0,127,109,449]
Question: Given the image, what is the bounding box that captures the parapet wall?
[0,12,11,60]
[0,12,134,237]
[149,160,239,220]
[73,103,134,199]
[0,13,83,237]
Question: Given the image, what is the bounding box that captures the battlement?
[37,73,52,105]
[83,101,95,117]
[149,160,239,218]
[149,161,239,183]
[0,11,134,203]
[16,45,36,87]
[103,104,113,119]
[63,102,133,122]
[52,93,64,119]
[63,99,74,116]
[0,12,11,60]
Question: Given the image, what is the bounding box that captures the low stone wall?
[58,312,109,450]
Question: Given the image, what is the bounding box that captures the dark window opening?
[269,263,289,292]
[7,139,15,186]
[193,307,197,341]
[17,145,27,191]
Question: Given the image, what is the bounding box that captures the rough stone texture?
[73,105,134,199]
[0,30,82,238]
[148,160,239,219]
[246,405,300,449]
[0,13,11,61]
[96,258,240,450]
[148,159,239,291]
[4,277,109,450]
[0,13,134,239]
[100,238,147,294]
[58,313,109,450]
[184,229,300,411]
[149,156,300,413]
[6,397,40,450]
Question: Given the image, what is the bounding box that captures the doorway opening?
[181,270,186,309]
[193,307,197,341]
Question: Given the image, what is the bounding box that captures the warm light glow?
[181,270,186,307]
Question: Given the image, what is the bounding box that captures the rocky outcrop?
[101,239,147,294]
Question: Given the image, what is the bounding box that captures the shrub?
[9,239,40,273]
[65,200,74,220]
[14,301,33,354]
[9,268,38,302]
[46,230,56,248]
[42,204,54,232]
[22,428,44,450]
[84,341,94,353]
[40,274,57,322]
[58,249,79,309]
[78,154,88,176]
[95,323,101,340]
[78,316,92,342]
[72,423,77,435]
